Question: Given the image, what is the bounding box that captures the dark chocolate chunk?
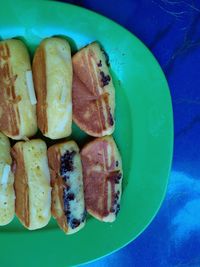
[115,173,122,184]
[65,184,70,191]
[65,210,71,216]
[66,193,75,201]
[70,218,81,229]
[62,175,70,182]
[101,48,110,66]
[110,207,115,213]
[109,113,114,126]
[100,71,111,87]
[97,60,102,67]
[64,209,71,221]
[108,171,122,184]
[60,150,76,175]
[115,192,119,200]
[115,204,120,215]
[63,188,70,209]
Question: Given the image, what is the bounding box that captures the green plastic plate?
[0,1,173,266]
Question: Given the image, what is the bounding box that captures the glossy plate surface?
[0,1,173,266]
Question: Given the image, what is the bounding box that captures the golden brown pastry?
[32,37,72,139]
[0,39,37,140]
[0,132,15,226]
[11,139,51,230]
[72,42,115,137]
[48,141,86,234]
[81,136,122,222]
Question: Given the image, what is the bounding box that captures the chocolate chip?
[97,60,102,67]
[108,171,122,183]
[64,210,71,221]
[70,218,81,229]
[101,48,110,66]
[116,161,119,167]
[115,173,122,184]
[109,114,114,126]
[64,210,71,217]
[65,184,70,191]
[110,207,115,213]
[60,150,76,175]
[100,71,111,86]
[65,212,71,221]
[62,175,70,182]
[115,204,120,215]
[67,193,75,201]
[63,188,71,209]
[115,193,119,200]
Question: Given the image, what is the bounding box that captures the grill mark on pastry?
[103,93,114,127]
[33,46,48,134]
[58,176,69,232]
[100,142,109,217]
[73,44,114,136]
[48,148,68,232]
[73,64,102,134]
[11,146,30,227]
[104,142,114,215]
[0,43,10,60]
[85,50,99,96]
[5,44,10,58]
[87,50,106,131]
[90,51,107,131]
[0,44,20,136]
[88,49,113,130]
[102,177,108,217]
[110,181,116,212]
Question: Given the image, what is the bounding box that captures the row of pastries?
[0,38,115,140]
[0,133,122,234]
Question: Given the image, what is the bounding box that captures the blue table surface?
[61,1,200,266]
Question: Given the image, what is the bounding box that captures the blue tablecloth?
[61,1,200,266]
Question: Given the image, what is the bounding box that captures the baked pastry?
[11,139,51,230]
[0,132,15,226]
[0,39,37,140]
[32,37,72,139]
[48,141,86,234]
[72,42,115,137]
[81,136,122,222]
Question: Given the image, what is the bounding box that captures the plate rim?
[0,1,174,266]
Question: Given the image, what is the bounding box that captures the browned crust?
[81,137,120,220]
[72,45,114,137]
[48,146,68,233]
[0,43,20,137]
[11,143,29,227]
[32,45,48,134]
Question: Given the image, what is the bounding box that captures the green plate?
[0,1,173,266]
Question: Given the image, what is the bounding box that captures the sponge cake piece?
[0,132,15,226]
[48,141,86,234]
[11,139,51,230]
[32,37,72,139]
[72,42,115,137]
[81,136,122,222]
[0,39,37,140]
